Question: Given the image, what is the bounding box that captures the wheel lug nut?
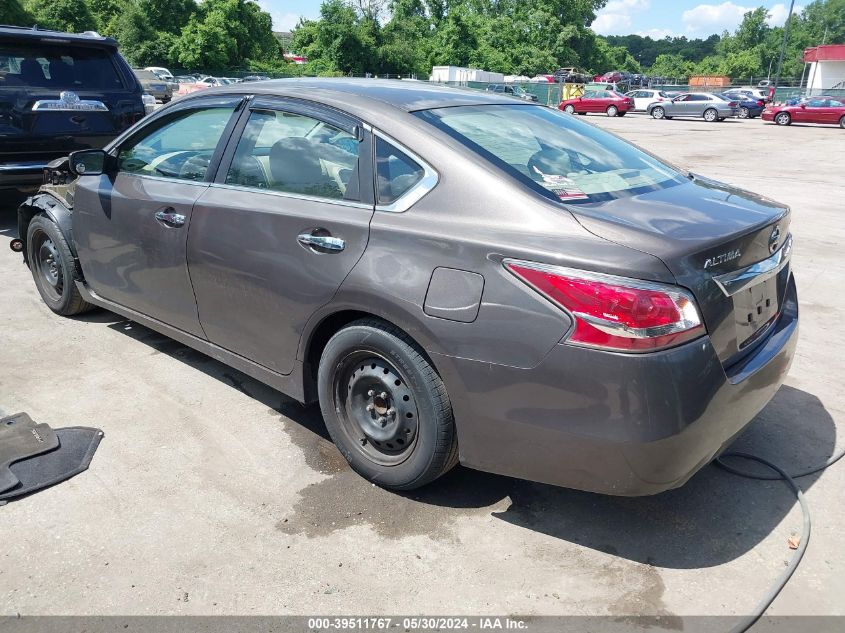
[387,407,396,416]
[379,392,387,400]
[378,416,387,426]
[366,403,375,412]
[367,389,375,397]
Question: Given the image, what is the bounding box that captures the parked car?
[0,25,144,196]
[648,93,737,121]
[559,89,632,116]
[485,83,538,101]
[144,66,174,81]
[718,93,765,119]
[598,71,623,83]
[242,75,270,82]
[174,76,209,97]
[723,87,769,103]
[133,69,172,103]
[762,96,845,128]
[625,89,671,111]
[16,79,797,496]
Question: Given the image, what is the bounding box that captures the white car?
[144,66,174,81]
[626,89,671,111]
[724,87,769,102]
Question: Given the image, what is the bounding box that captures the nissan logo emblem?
[769,225,781,254]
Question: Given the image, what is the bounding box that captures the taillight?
[757,100,765,107]
[729,101,738,107]
[505,261,705,352]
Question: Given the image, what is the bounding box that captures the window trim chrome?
[372,129,439,213]
[206,182,373,210]
[712,234,793,297]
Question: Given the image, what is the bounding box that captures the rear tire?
[617,111,626,117]
[775,112,791,126]
[703,108,718,122]
[317,318,459,490]
[26,214,94,316]
[606,105,618,117]
[840,115,845,129]
[738,106,750,119]
[651,106,665,119]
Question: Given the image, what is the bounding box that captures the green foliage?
[1,0,34,26]
[24,0,98,32]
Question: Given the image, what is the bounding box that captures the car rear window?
[416,104,686,204]
[0,44,124,91]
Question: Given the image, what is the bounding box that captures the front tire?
[651,106,665,119]
[775,112,791,126]
[26,214,94,316]
[606,105,618,117]
[839,115,844,129]
[317,318,459,490]
[563,104,575,114]
[703,108,718,122]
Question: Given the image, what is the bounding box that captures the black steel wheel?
[318,318,458,490]
[26,214,93,316]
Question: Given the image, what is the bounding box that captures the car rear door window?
[375,137,424,205]
[117,107,235,181]
[225,109,361,201]
[0,44,124,90]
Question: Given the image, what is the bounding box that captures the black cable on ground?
[716,444,845,633]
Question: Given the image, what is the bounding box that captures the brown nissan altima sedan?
[16,79,798,495]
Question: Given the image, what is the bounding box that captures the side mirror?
[800,103,807,109]
[68,149,107,176]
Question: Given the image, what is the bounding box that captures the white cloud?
[766,3,804,26]
[636,28,678,39]
[592,0,651,35]
[682,2,751,36]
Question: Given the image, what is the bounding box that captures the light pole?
[772,0,797,99]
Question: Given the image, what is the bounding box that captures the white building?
[804,45,845,92]
[429,66,505,84]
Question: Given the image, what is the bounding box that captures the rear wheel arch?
[300,309,442,404]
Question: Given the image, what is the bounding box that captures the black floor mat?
[0,413,59,494]
[0,426,104,505]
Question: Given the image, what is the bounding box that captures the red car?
[762,96,845,128]
[559,90,633,117]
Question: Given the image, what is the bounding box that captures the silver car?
[648,92,737,122]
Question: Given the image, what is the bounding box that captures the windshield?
[416,104,686,204]
[0,44,124,91]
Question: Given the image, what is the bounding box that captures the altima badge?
[704,249,741,269]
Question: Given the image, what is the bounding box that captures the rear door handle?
[155,208,186,227]
[297,232,345,253]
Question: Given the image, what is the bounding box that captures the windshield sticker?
[531,166,589,201]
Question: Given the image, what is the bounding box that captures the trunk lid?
[568,174,792,367]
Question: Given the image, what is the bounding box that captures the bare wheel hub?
[339,354,419,461]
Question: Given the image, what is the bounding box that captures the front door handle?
[297,231,345,253]
[155,208,186,228]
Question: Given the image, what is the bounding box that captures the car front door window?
[117,107,235,181]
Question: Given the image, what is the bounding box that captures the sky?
[257,0,805,38]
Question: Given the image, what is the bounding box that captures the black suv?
[0,25,144,196]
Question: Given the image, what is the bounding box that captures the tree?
[649,54,692,79]
[1,0,34,26]
[139,0,197,34]
[24,0,98,32]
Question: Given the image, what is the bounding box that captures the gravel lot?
[1,113,842,623]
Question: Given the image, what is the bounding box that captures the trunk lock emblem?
[769,225,781,254]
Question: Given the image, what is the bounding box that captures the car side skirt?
[75,281,307,402]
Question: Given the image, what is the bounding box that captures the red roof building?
[803,44,845,92]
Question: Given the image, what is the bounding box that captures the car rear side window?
[117,107,234,181]
[417,104,685,204]
[375,137,424,205]
[0,44,123,91]
[225,109,361,201]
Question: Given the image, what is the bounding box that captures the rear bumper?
[0,161,49,191]
[439,274,799,496]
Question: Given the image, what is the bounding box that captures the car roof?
[0,24,118,47]
[206,78,534,114]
